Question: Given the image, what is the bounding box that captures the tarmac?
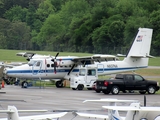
[0,85,160,120]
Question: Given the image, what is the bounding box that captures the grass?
[0,49,93,62]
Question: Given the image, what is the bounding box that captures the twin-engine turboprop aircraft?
[3,28,153,88]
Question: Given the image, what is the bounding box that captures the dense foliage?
[0,0,160,55]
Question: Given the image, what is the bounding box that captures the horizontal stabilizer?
[130,54,155,58]
[146,55,155,58]
[76,112,108,119]
[117,54,126,57]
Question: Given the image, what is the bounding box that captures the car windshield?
[79,69,86,76]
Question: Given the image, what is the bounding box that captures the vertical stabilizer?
[7,106,20,120]
[125,103,141,120]
[107,102,121,120]
[124,28,153,68]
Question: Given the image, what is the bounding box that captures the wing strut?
[68,64,76,75]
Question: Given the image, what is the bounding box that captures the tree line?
[0,0,160,55]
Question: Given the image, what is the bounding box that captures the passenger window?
[51,64,54,67]
[47,64,50,67]
[125,75,133,80]
[134,75,143,81]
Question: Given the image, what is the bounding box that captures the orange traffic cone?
[1,80,5,88]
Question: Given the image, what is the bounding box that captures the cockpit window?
[36,61,41,66]
[28,60,36,66]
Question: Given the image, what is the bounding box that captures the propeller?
[51,52,59,74]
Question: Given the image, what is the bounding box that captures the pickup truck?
[95,74,159,94]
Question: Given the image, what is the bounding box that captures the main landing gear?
[21,81,28,88]
[55,80,63,88]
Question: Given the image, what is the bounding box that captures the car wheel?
[111,86,119,95]
[95,90,101,93]
[148,86,156,94]
[77,84,84,90]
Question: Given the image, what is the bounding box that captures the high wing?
[16,52,36,57]
[16,52,118,65]
[0,106,67,120]
[0,113,67,120]
[16,52,51,60]
[75,112,109,119]
[0,62,26,68]
[103,106,160,111]
[83,99,139,103]
[72,54,118,65]
[18,112,68,120]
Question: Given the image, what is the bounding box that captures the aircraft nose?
[3,68,8,75]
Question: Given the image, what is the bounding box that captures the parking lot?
[0,85,160,120]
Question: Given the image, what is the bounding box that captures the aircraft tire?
[77,84,84,90]
[111,86,119,95]
[22,81,28,88]
[55,81,63,88]
[147,86,156,94]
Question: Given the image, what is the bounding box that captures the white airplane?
[3,28,153,88]
[0,106,67,120]
[76,98,160,120]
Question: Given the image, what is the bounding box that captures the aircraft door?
[134,75,147,89]
[125,75,134,90]
[32,61,42,75]
[97,64,104,73]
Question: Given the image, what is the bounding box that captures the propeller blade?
[53,62,57,74]
[51,52,59,74]
[68,64,76,75]
[55,52,59,59]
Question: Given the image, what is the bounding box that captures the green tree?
[36,0,55,22]
[6,21,31,50]
[4,5,27,22]
[37,14,65,50]
[108,20,125,47]
[149,10,160,55]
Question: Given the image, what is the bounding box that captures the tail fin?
[0,106,48,120]
[7,106,20,120]
[124,28,153,68]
